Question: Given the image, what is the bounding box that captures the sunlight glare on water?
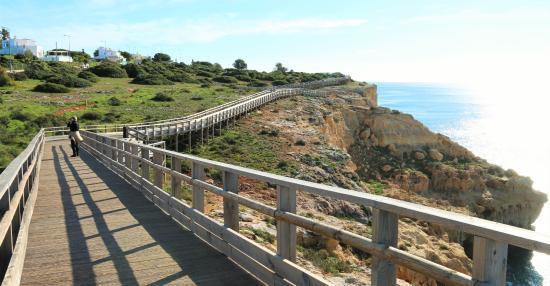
[454,82,550,284]
[377,80,550,284]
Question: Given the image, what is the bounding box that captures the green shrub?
[0,67,14,87]
[248,80,268,87]
[153,53,171,62]
[9,72,28,81]
[168,71,195,83]
[102,112,121,123]
[212,76,238,84]
[48,62,79,75]
[190,94,203,100]
[10,110,32,121]
[295,138,306,146]
[301,247,352,274]
[46,75,92,88]
[196,70,214,77]
[78,71,99,82]
[108,96,122,106]
[151,92,174,102]
[131,73,173,85]
[123,63,144,78]
[33,83,70,93]
[272,79,288,86]
[81,112,101,121]
[234,73,251,82]
[89,61,128,78]
[25,61,53,80]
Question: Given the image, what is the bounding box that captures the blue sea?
[377,82,550,285]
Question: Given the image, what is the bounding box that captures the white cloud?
[23,17,367,51]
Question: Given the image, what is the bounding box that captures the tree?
[275,62,288,73]
[233,59,247,70]
[93,49,99,58]
[1,28,9,40]
[153,53,171,62]
[71,50,91,63]
[120,51,132,61]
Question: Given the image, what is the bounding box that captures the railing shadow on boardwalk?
[50,144,258,286]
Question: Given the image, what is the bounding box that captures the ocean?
[377,82,550,285]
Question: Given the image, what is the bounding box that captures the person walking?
[67,116,83,157]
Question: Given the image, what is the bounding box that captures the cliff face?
[204,83,546,285]
[320,92,546,231]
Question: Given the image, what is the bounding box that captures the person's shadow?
[51,144,258,285]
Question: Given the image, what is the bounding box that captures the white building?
[42,50,73,62]
[94,47,124,62]
[0,37,44,57]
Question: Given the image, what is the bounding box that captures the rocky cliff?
[197,82,546,285]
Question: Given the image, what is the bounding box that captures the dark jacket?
[67,120,79,132]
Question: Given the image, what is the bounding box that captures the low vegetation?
[0,51,342,172]
[298,246,353,274]
[0,67,14,87]
[33,82,70,93]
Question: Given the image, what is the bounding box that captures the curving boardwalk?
[20,140,258,285]
[3,77,549,286]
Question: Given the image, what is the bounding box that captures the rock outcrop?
[223,83,546,285]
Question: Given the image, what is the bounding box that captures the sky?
[1,0,550,85]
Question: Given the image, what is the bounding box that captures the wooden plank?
[371,209,398,286]
[152,151,164,189]
[191,162,205,212]
[171,198,328,286]
[472,236,507,286]
[141,147,550,254]
[223,171,239,231]
[171,156,182,199]
[20,140,259,286]
[276,185,296,261]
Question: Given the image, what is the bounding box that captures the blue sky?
[1,0,549,83]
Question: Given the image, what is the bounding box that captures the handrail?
[79,130,550,286]
[0,129,45,285]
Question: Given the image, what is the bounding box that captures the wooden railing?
[0,130,45,286]
[80,130,550,286]
[43,76,350,139]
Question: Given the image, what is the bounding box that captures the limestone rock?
[413,151,426,160]
[359,128,371,141]
[428,149,444,161]
[382,164,393,172]
[393,170,430,193]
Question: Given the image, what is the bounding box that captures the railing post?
[123,141,131,169]
[223,171,239,231]
[171,156,182,198]
[141,147,150,181]
[117,140,124,164]
[371,209,398,286]
[131,144,139,172]
[472,236,508,286]
[152,151,164,189]
[191,162,205,212]
[276,185,296,261]
[110,138,117,161]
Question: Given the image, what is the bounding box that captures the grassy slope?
[0,77,254,171]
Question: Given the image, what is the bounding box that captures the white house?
[0,37,44,57]
[42,50,73,62]
[94,47,124,62]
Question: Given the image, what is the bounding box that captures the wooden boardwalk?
[20,140,258,285]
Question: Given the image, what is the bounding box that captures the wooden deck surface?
[21,140,259,285]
